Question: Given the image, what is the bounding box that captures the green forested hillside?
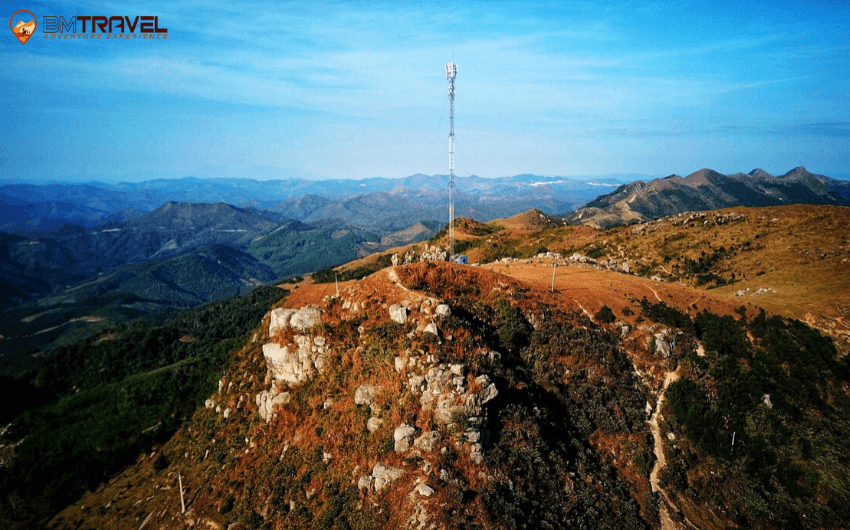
[0,286,288,528]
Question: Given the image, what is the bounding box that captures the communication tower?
[445,62,458,257]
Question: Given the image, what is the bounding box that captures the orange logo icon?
[10,10,36,45]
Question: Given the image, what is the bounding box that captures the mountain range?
[567,166,850,228]
[0,173,623,234]
[3,166,849,381]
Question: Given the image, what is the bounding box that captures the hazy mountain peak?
[748,168,773,178]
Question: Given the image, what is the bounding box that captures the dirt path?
[648,369,680,530]
[645,283,663,302]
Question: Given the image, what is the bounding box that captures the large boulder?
[388,304,408,324]
[290,306,322,331]
[269,308,297,335]
[394,423,416,452]
[653,329,676,358]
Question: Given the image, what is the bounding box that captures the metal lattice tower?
[445,62,458,258]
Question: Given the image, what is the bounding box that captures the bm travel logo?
[9,9,168,44]
[9,9,35,44]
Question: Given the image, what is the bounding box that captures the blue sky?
[1,0,848,182]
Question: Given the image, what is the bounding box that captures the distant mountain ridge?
[566,166,850,228]
[2,173,626,235]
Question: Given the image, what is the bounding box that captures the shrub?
[594,305,616,323]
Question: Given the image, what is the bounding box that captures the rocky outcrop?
[262,334,329,386]
[269,308,297,335]
[358,462,405,493]
[269,305,323,335]
[256,389,291,423]
[290,306,322,331]
[263,307,329,387]
[652,328,677,358]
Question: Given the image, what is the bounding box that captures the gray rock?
[408,375,425,393]
[256,390,290,423]
[413,431,440,452]
[476,374,498,404]
[394,423,416,452]
[653,330,675,358]
[462,394,482,416]
[434,405,464,425]
[449,363,465,376]
[388,304,408,324]
[263,339,325,387]
[435,304,451,318]
[355,384,382,406]
[357,475,373,492]
[367,417,384,433]
[290,306,322,331]
[470,443,484,464]
[621,262,631,274]
[272,392,291,407]
[372,462,404,492]
[269,308,297,335]
[762,394,773,409]
[423,322,439,336]
[394,356,406,373]
[417,484,435,497]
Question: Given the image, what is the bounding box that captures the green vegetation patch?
[664,309,850,528]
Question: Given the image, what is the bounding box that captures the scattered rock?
[367,417,384,433]
[355,384,382,406]
[413,431,440,452]
[357,475,373,492]
[372,462,405,492]
[394,423,416,452]
[469,443,484,464]
[256,390,291,423]
[416,484,435,497]
[762,394,773,409]
[423,322,439,336]
[435,304,451,318]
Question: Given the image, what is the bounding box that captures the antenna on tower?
[445,61,458,259]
